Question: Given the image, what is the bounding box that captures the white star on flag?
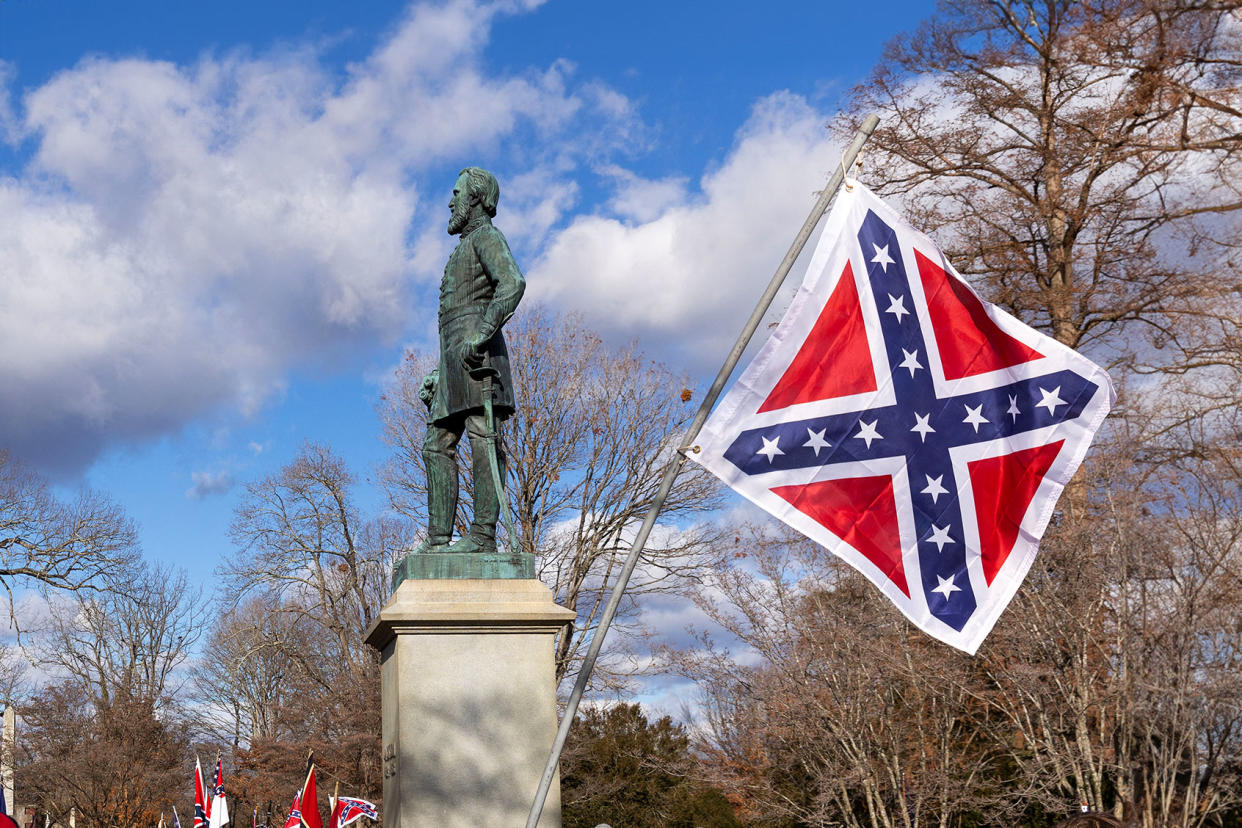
[885,293,909,321]
[871,243,895,271]
[804,428,831,455]
[931,574,961,598]
[853,419,883,448]
[922,474,949,503]
[1036,386,1066,414]
[927,524,955,551]
[1007,395,1020,421]
[898,348,923,376]
[910,413,935,442]
[963,404,989,432]
[756,436,784,462]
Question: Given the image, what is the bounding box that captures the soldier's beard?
[448,202,471,235]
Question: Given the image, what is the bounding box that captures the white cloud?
[186,469,234,499]
[528,91,843,369]
[0,0,633,474]
[598,164,689,223]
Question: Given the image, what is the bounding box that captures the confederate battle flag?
[193,757,209,828]
[691,179,1114,653]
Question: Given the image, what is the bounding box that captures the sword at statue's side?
[526,113,881,828]
[470,364,521,559]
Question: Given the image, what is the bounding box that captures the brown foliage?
[229,743,373,828]
[16,684,190,828]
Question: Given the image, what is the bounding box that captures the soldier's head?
[448,166,500,235]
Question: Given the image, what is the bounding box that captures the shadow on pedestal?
[367,572,572,828]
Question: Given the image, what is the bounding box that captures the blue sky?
[0,0,938,596]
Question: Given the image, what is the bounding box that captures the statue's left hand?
[462,331,489,368]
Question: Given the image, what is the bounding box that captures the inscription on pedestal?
[391,550,535,588]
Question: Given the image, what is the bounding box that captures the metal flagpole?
[525,113,880,828]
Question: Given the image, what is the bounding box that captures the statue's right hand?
[418,371,438,407]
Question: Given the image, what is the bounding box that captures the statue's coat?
[431,222,525,423]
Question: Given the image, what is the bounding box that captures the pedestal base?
[365,578,575,828]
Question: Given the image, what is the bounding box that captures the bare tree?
[219,444,410,805]
[970,423,1242,828]
[379,306,724,682]
[223,443,413,679]
[845,0,1242,373]
[670,429,1242,828]
[192,595,300,746]
[776,4,1242,824]
[31,560,207,710]
[0,450,137,608]
[661,2,1242,824]
[667,525,1000,828]
[0,642,28,707]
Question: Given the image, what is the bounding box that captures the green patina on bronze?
[392,550,535,585]
[391,167,534,589]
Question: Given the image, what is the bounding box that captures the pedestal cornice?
[365,577,575,650]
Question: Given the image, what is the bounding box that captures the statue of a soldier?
[415,167,525,555]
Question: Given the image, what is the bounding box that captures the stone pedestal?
[365,577,575,828]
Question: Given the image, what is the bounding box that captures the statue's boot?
[445,429,503,555]
[443,531,495,555]
[415,445,458,554]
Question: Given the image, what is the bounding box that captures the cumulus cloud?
[0,0,632,474]
[528,91,843,370]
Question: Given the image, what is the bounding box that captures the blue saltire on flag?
[691,179,1114,653]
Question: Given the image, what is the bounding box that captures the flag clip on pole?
[525,112,881,828]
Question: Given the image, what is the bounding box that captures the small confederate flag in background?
[691,179,1114,654]
[193,757,209,828]
[329,798,378,828]
[209,755,229,828]
[282,794,302,828]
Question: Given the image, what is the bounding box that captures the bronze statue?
[415,167,525,555]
